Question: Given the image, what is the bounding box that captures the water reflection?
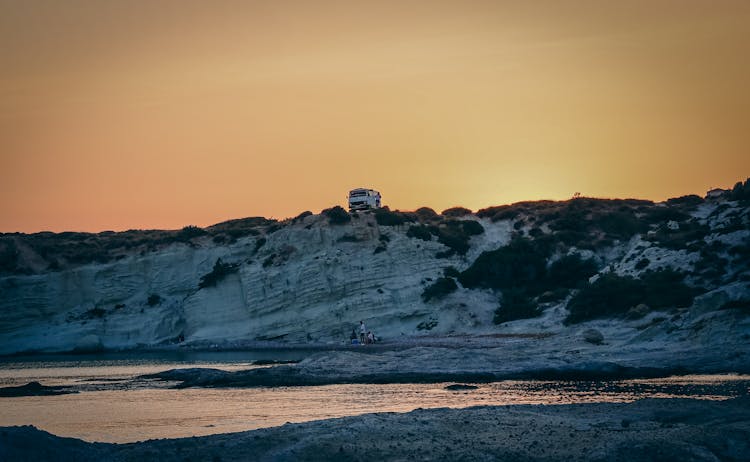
[1,374,748,443]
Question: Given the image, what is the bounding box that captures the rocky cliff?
[1,182,749,355]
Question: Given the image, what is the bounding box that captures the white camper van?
[348,188,381,211]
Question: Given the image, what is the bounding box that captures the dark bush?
[595,211,646,240]
[546,254,599,288]
[414,207,440,222]
[443,266,460,278]
[537,287,569,303]
[565,270,696,324]
[729,178,750,202]
[0,240,20,274]
[407,225,433,242]
[422,277,458,302]
[435,228,470,256]
[430,220,484,256]
[529,227,544,238]
[373,245,387,254]
[666,194,704,208]
[693,246,728,282]
[460,220,484,236]
[565,273,645,325]
[643,207,691,224]
[442,207,472,217]
[459,238,547,291]
[374,207,413,226]
[177,225,206,242]
[645,220,710,250]
[494,288,540,324]
[147,294,163,307]
[720,298,750,313]
[635,258,650,270]
[199,258,240,289]
[294,211,313,222]
[322,206,351,225]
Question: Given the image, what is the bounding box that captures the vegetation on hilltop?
[0,217,276,275]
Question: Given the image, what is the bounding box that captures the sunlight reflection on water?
[0,358,748,443]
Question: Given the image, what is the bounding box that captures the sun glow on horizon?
[1,1,749,233]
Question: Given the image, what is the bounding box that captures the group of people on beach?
[350,320,376,345]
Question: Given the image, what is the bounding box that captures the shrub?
[407,225,433,242]
[430,220,484,256]
[595,211,645,240]
[529,227,544,238]
[199,258,240,289]
[644,220,710,250]
[565,269,696,324]
[146,294,163,307]
[720,299,750,313]
[537,287,569,303]
[177,225,206,242]
[322,206,351,225]
[294,211,313,222]
[414,207,440,222]
[441,207,472,218]
[422,277,458,302]
[635,258,650,270]
[459,238,547,291]
[666,194,704,208]
[729,178,750,202]
[374,207,414,226]
[494,289,540,324]
[643,207,691,224]
[460,220,484,236]
[443,266,460,278]
[436,228,470,256]
[565,273,644,325]
[546,254,599,289]
[0,240,20,274]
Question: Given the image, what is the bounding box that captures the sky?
[1,0,749,233]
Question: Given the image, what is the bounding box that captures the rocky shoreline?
[2,397,748,461]
[138,327,750,389]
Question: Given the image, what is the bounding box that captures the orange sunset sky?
[1,0,749,233]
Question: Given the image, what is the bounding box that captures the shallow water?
[0,355,748,443]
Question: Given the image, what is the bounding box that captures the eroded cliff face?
[1,196,748,355]
[0,213,509,354]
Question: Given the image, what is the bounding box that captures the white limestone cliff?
[0,199,748,355]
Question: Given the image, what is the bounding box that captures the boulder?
[582,328,604,345]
